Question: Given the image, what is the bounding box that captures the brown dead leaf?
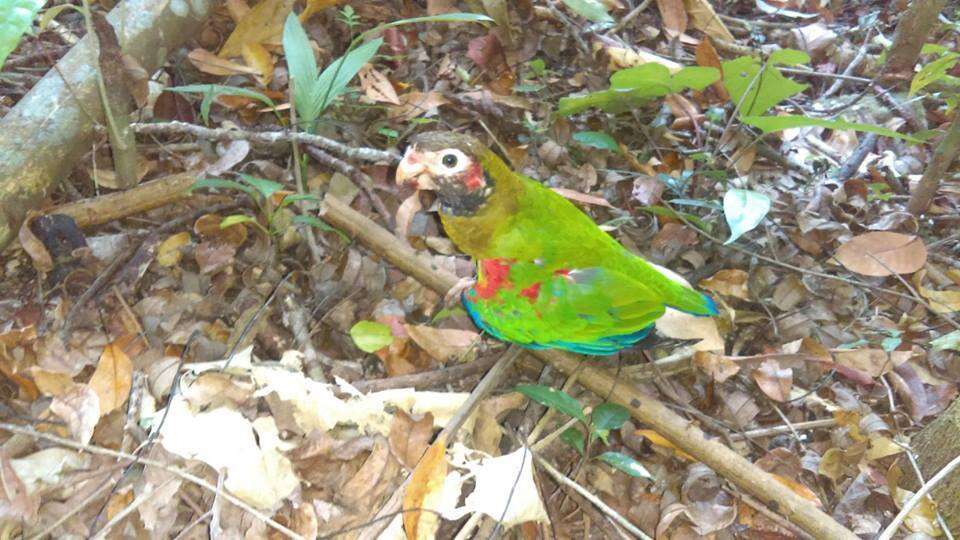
[683,0,734,41]
[30,368,75,397]
[359,65,401,105]
[388,410,435,470]
[699,269,749,300]
[219,0,294,58]
[833,232,927,277]
[302,0,343,20]
[241,42,275,86]
[473,392,527,454]
[188,48,260,76]
[49,384,100,444]
[834,349,905,379]
[752,359,792,402]
[918,285,960,313]
[156,232,190,267]
[595,41,682,72]
[694,38,730,102]
[89,342,133,415]
[389,91,450,121]
[693,351,740,382]
[0,454,38,521]
[405,325,479,363]
[657,0,688,37]
[403,436,448,540]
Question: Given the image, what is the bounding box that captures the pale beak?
[395,146,436,189]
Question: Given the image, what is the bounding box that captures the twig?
[131,121,399,163]
[832,132,878,182]
[877,451,960,540]
[351,355,499,393]
[90,477,180,540]
[0,423,304,540]
[605,0,654,35]
[821,28,874,100]
[304,145,394,227]
[729,418,837,441]
[536,455,651,539]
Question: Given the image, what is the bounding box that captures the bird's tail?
[647,262,719,317]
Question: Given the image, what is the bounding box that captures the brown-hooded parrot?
[395,131,717,355]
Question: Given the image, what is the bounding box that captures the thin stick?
[877,452,960,540]
[536,456,651,540]
[0,423,303,540]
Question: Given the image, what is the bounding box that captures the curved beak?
[395,145,436,189]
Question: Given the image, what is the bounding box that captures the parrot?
[394,131,718,355]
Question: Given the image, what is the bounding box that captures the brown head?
[395,131,494,216]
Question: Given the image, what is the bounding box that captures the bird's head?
[395,131,493,216]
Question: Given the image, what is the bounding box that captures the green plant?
[164,84,278,125]
[910,43,960,109]
[283,11,492,133]
[0,0,45,68]
[189,174,342,240]
[515,384,653,479]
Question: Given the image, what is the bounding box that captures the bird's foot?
[445,276,477,306]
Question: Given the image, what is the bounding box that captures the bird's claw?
[445,277,476,306]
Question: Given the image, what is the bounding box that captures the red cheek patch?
[463,162,485,192]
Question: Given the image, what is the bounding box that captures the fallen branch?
[0,0,214,249]
[131,121,400,164]
[318,194,858,540]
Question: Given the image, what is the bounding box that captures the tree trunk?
[885,0,947,77]
[902,396,960,531]
[0,0,213,249]
[907,118,960,215]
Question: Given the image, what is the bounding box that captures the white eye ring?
[436,148,469,174]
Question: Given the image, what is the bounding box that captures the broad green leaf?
[722,56,807,117]
[515,384,586,422]
[237,173,284,200]
[769,48,811,66]
[219,214,258,228]
[189,178,258,199]
[311,37,383,121]
[723,189,770,244]
[560,427,585,455]
[560,0,613,23]
[572,131,620,152]
[283,13,321,125]
[166,84,276,125]
[596,452,654,479]
[0,0,45,67]
[349,321,394,352]
[591,403,630,432]
[558,65,719,116]
[931,330,960,352]
[591,403,629,444]
[741,115,922,143]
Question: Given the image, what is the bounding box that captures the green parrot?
[395,131,717,355]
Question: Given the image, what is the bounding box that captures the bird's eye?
[442,153,458,168]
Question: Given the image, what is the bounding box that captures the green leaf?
[723,189,770,245]
[349,321,394,352]
[557,65,719,116]
[768,48,811,66]
[283,13,321,125]
[560,0,614,23]
[515,384,586,422]
[572,131,620,152]
[560,427,586,455]
[303,37,384,126]
[910,52,960,96]
[931,330,960,352]
[167,84,276,125]
[279,193,321,208]
[591,403,630,432]
[639,205,712,233]
[237,173,284,200]
[189,178,258,199]
[0,0,45,67]
[596,452,654,479]
[374,12,493,32]
[741,115,922,143]
[220,214,258,228]
[291,214,350,242]
[722,56,807,117]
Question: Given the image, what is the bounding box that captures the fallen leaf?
[446,446,550,526]
[656,0,688,37]
[833,232,927,277]
[88,343,133,415]
[156,232,191,267]
[635,429,695,460]
[683,0,734,41]
[188,48,260,76]
[389,91,449,121]
[49,384,100,444]
[403,436,448,540]
[219,0,294,58]
[752,359,792,402]
[693,351,740,382]
[699,269,750,300]
[405,325,479,363]
[359,65,401,105]
[595,41,682,72]
[389,410,435,470]
[0,454,38,521]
